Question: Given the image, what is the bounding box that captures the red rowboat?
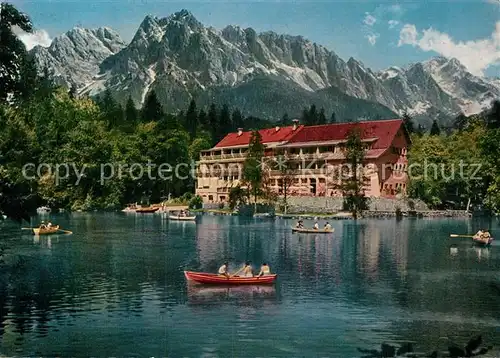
[184,271,277,285]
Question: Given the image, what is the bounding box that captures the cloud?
[363,13,376,26]
[387,4,404,15]
[398,22,500,76]
[486,0,500,5]
[388,20,400,29]
[366,33,379,46]
[17,29,52,50]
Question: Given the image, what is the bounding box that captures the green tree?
[272,155,297,214]
[208,103,218,145]
[124,96,138,131]
[231,108,244,131]
[308,104,318,125]
[318,108,327,125]
[0,2,33,102]
[217,104,231,142]
[402,111,415,134]
[141,90,163,122]
[243,130,265,212]
[185,99,198,139]
[334,126,369,218]
[280,113,290,126]
[430,119,441,136]
[197,108,208,132]
[330,111,337,124]
[228,185,248,210]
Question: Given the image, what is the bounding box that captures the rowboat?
[33,225,60,235]
[169,215,196,221]
[135,207,159,213]
[184,271,277,285]
[472,236,493,247]
[292,227,334,234]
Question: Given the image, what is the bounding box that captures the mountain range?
[29,9,500,125]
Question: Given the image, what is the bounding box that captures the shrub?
[189,195,203,209]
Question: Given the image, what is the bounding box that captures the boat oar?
[57,229,73,235]
[21,227,34,230]
[450,234,475,238]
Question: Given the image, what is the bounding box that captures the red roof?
[214,125,304,148]
[285,119,404,150]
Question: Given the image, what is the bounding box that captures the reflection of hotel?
[196,119,410,203]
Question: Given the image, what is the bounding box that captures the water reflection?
[186,283,277,305]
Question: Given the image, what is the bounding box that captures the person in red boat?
[232,261,253,277]
[258,263,271,277]
[217,262,229,278]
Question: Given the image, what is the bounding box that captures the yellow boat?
[33,225,60,235]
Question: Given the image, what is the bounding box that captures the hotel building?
[195,119,410,203]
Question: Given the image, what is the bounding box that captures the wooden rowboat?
[135,207,159,213]
[169,215,196,221]
[292,227,334,234]
[33,225,60,235]
[184,271,277,285]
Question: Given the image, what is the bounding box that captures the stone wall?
[284,196,429,214]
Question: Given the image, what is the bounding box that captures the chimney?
[275,126,280,132]
[237,128,243,136]
[292,119,299,130]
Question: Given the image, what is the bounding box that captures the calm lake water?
[0,213,499,357]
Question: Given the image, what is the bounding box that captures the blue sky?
[12,0,500,77]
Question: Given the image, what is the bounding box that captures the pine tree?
[430,119,441,136]
[334,126,369,219]
[487,100,500,130]
[308,104,318,125]
[124,96,138,131]
[0,3,33,102]
[141,90,163,122]
[301,107,309,125]
[243,130,265,212]
[318,108,327,125]
[198,108,208,132]
[208,103,218,145]
[185,99,198,139]
[402,111,415,134]
[281,113,290,126]
[217,104,232,142]
[330,112,337,123]
[231,108,244,131]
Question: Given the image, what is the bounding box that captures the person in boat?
[232,261,253,277]
[47,222,52,228]
[258,263,271,277]
[313,221,319,230]
[295,220,304,229]
[40,221,46,230]
[218,262,229,278]
[324,222,331,230]
[482,229,492,243]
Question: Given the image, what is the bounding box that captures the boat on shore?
[292,227,334,234]
[253,212,274,218]
[169,215,196,221]
[36,206,51,214]
[135,207,159,213]
[184,271,277,285]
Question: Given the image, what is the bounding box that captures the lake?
[0,213,499,357]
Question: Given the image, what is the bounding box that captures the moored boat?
[292,227,334,234]
[169,214,196,221]
[36,206,51,214]
[184,271,277,285]
[135,207,159,213]
[33,225,60,235]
